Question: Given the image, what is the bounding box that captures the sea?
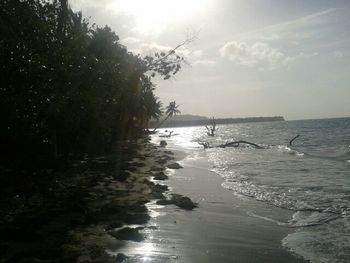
[158,117,350,263]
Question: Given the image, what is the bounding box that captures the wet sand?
[109,145,307,262]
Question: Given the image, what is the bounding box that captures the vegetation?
[0,0,185,168]
[153,101,181,131]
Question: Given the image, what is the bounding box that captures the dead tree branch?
[289,134,300,146]
[206,117,217,136]
[219,141,264,149]
[198,140,264,149]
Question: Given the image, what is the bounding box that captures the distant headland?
[150,115,285,128]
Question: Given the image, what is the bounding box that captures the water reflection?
[137,241,155,261]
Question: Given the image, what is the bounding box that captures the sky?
[70,0,350,120]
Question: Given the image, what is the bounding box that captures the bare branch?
[289,134,300,146]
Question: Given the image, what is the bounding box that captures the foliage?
[0,0,184,166]
[153,101,181,131]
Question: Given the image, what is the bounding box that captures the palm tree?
[153,101,180,132]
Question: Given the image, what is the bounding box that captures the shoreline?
[1,134,308,262]
[108,136,307,262]
[0,137,191,262]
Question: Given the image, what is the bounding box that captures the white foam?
[246,211,287,226]
[282,218,350,263]
[288,211,339,227]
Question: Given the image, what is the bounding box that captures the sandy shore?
[107,137,307,263]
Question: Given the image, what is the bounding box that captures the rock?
[156,158,167,165]
[166,163,183,169]
[153,172,168,180]
[115,253,128,263]
[156,199,171,205]
[156,194,197,210]
[152,191,165,199]
[110,227,144,242]
[125,213,150,224]
[153,184,168,192]
[172,195,197,210]
[151,184,168,199]
[160,140,167,146]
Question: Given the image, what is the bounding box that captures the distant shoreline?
[150,116,285,128]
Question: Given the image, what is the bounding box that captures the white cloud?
[219,41,293,70]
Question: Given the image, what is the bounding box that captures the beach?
[3,119,348,262]
[106,134,307,262]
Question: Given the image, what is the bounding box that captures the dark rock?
[156,194,197,210]
[116,253,128,263]
[153,184,168,192]
[156,158,167,165]
[110,227,144,242]
[153,172,168,180]
[152,191,165,199]
[125,213,150,224]
[166,163,183,169]
[173,195,197,210]
[160,140,167,146]
[156,199,171,205]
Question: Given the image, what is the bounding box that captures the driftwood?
[219,141,264,149]
[159,131,173,138]
[199,134,301,150]
[198,140,264,149]
[198,142,211,149]
[289,134,300,146]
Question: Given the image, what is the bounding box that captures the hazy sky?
[71,0,350,120]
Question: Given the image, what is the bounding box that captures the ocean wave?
[274,145,305,156]
[214,168,350,217]
[282,218,350,263]
[287,211,340,227]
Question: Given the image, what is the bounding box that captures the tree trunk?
[153,115,170,132]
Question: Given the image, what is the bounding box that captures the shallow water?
[155,117,350,263]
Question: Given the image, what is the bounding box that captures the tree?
[153,101,181,132]
[0,0,188,167]
[205,117,218,136]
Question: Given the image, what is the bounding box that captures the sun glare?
[109,0,210,34]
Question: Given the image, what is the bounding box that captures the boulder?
[110,227,143,242]
[160,140,167,146]
[156,194,197,210]
[153,172,168,180]
[116,253,128,263]
[173,195,197,210]
[166,163,183,169]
